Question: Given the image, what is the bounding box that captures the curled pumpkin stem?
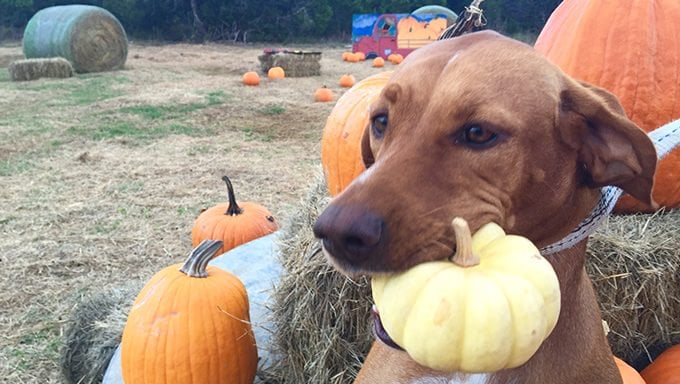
[451,217,480,267]
[180,239,223,278]
[222,175,242,216]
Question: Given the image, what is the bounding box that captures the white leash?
[541,119,680,255]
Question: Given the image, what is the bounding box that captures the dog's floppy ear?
[361,124,375,168]
[559,79,658,208]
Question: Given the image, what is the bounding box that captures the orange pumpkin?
[390,53,404,64]
[267,66,285,79]
[321,71,392,196]
[339,74,356,88]
[615,357,647,384]
[534,0,680,212]
[356,52,366,61]
[242,71,260,86]
[191,176,277,255]
[641,344,680,384]
[372,57,385,68]
[121,240,258,384]
[342,51,352,61]
[346,53,360,63]
[314,85,334,102]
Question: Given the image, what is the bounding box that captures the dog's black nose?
[313,204,385,264]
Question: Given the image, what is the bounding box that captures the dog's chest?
[410,373,491,384]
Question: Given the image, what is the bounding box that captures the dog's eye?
[371,114,388,138]
[458,125,498,147]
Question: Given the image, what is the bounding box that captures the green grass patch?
[0,70,9,82]
[259,104,287,115]
[68,121,213,142]
[0,157,33,176]
[119,90,230,120]
[12,74,128,105]
[241,127,272,142]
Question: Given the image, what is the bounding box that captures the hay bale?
[23,5,128,73]
[588,210,680,368]
[8,57,74,81]
[258,50,322,77]
[61,283,142,384]
[268,172,680,383]
[264,172,372,384]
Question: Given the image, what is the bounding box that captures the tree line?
[0,0,561,42]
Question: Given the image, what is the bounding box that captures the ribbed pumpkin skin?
[191,202,277,255]
[641,344,680,384]
[534,0,680,212]
[121,263,257,384]
[321,71,392,196]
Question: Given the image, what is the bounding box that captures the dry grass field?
[0,41,388,382]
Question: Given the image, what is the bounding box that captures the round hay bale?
[61,283,142,384]
[23,5,128,73]
[267,171,680,383]
[8,57,74,81]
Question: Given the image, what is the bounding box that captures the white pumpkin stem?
[179,240,223,278]
[451,217,480,267]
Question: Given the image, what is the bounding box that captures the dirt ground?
[0,41,388,382]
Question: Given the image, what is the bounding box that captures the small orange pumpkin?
[614,357,646,384]
[346,53,360,63]
[390,53,404,64]
[242,71,260,86]
[314,85,334,102]
[342,51,352,61]
[355,52,366,61]
[121,240,258,384]
[191,176,277,256]
[321,71,392,196]
[534,0,680,212]
[267,66,285,79]
[339,74,356,88]
[372,57,385,68]
[641,344,680,384]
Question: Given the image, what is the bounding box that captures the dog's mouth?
[371,305,405,351]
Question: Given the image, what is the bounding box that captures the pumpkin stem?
[179,239,223,278]
[222,176,242,216]
[451,217,480,267]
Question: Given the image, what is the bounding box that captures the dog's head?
[314,31,657,275]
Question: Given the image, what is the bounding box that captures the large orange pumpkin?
[321,71,392,196]
[191,176,277,255]
[534,0,680,213]
[641,344,680,384]
[121,240,258,384]
[615,357,647,384]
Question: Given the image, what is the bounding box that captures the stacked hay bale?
[22,5,128,73]
[8,57,74,81]
[258,51,322,77]
[263,172,372,384]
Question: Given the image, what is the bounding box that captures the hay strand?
[23,5,128,73]
[8,57,74,81]
[60,283,141,384]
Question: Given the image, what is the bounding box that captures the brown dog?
[313,31,657,384]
